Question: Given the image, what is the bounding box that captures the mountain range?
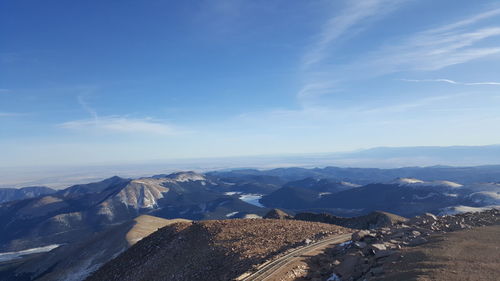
[0,187,55,204]
[0,172,265,252]
[3,145,500,189]
[0,166,499,280]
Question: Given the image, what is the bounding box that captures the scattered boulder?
[354,241,367,249]
[408,237,427,246]
[410,230,421,237]
[422,212,438,221]
[352,230,371,241]
[374,250,394,259]
[370,244,387,251]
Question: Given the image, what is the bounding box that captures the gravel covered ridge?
[293,208,500,281]
[86,219,349,281]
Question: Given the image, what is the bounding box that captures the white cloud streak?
[77,95,98,121]
[60,116,181,136]
[62,96,183,135]
[302,0,402,67]
[297,5,500,109]
[402,78,500,86]
[0,112,21,117]
[361,9,500,72]
[428,7,500,34]
[299,0,406,104]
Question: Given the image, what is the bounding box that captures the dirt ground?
[381,225,500,281]
[87,219,350,281]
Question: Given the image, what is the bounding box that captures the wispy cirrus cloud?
[60,116,181,135]
[360,8,500,73]
[297,4,500,109]
[0,112,22,117]
[60,95,184,136]
[401,78,500,86]
[299,0,407,104]
[302,0,407,68]
[77,95,98,121]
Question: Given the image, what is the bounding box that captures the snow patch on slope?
[394,178,425,184]
[226,212,239,218]
[168,172,206,182]
[239,194,264,207]
[114,179,169,210]
[393,178,463,188]
[439,205,500,215]
[0,244,60,262]
[468,191,500,205]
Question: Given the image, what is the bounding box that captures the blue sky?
[1,0,500,168]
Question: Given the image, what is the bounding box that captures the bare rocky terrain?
[282,209,499,281]
[86,219,350,281]
[381,224,500,281]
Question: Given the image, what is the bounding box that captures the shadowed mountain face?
[260,186,320,210]
[294,211,408,229]
[260,180,474,217]
[0,187,55,204]
[283,178,360,193]
[315,183,467,217]
[204,173,284,194]
[0,215,189,281]
[210,165,500,185]
[0,172,265,252]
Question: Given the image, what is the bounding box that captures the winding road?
[237,233,352,281]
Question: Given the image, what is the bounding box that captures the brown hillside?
[381,224,500,281]
[86,219,349,281]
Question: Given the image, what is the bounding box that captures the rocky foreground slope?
[86,219,349,281]
[381,224,500,281]
[285,209,500,281]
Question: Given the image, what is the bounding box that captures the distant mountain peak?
[110,178,170,210]
[165,171,207,182]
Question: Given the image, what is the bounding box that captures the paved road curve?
[238,233,352,281]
